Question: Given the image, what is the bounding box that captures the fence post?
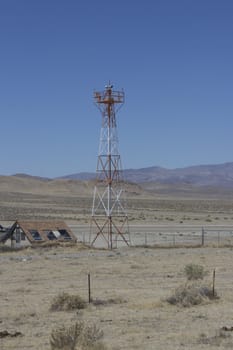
[212,269,216,297]
[88,273,91,303]
[201,227,205,246]
[145,233,147,246]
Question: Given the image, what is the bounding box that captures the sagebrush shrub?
[167,283,217,307]
[50,292,86,311]
[184,263,205,280]
[50,321,106,350]
[50,322,83,350]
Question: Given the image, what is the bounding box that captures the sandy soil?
[1,244,233,350]
[1,178,233,349]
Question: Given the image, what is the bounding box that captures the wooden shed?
[1,220,77,246]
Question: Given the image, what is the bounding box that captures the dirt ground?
[1,179,233,349]
[1,244,233,350]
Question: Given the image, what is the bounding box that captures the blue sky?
[0,0,233,177]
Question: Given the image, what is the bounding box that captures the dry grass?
[50,321,106,350]
[198,328,233,347]
[166,283,218,307]
[1,245,233,349]
[92,297,126,306]
[2,181,233,349]
[50,292,86,311]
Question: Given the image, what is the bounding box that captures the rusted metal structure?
[90,84,130,249]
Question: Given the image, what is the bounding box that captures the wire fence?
[71,224,233,248]
[132,228,233,247]
[2,223,233,249]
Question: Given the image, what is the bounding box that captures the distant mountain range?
[59,162,233,187]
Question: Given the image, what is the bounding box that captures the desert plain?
[1,176,233,349]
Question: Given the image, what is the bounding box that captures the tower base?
[90,216,130,249]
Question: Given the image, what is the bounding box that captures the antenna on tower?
[90,83,131,249]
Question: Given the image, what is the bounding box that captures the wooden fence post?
[88,273,91,303]
[144,233,147,246]
[201,227,205,246]
[212,269,216,297]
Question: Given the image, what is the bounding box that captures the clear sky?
[0,0,233,177]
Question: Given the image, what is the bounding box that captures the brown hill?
[1,174,233,223]
[61,162,233,187]
[0,175,145,197]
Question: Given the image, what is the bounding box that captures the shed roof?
[2,220,77,244]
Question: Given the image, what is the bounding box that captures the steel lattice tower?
[90,84,130,249]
